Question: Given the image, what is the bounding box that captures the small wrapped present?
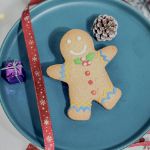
[1,60,26,84]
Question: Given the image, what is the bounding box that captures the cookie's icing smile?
[70,44,87,56]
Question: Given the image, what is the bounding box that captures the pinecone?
[92,15,118,41]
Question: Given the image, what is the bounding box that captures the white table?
[0,1,38,150]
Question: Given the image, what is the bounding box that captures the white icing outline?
[70,44,87,56]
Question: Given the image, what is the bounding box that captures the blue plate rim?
[0,0,150,149]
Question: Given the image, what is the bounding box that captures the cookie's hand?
[98,46,118,66]
[47,64,66,82]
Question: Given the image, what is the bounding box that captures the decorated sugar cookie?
[47,29,122,121]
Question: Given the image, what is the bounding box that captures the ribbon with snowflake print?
[21,0,55,150]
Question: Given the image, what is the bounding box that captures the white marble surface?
[0,1,40,150]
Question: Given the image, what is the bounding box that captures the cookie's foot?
[101,88,122,110]
[68,106,91,121]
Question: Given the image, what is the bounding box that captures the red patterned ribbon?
[27,144,39,150]
[21,0,55,150]
[130,141,150,148]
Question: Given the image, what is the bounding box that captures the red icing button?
[91,90,96,95]
[88,80,93,85]
[85,71,90,76]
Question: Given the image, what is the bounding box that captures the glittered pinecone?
[92,15,118,41]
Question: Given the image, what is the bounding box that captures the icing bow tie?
[74,52,95,66]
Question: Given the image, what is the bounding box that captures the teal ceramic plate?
[0,0,150,149]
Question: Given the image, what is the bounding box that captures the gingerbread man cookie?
[47,29,122,121]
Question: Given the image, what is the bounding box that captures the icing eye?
[67,39,71,44]
[77,36,81,41]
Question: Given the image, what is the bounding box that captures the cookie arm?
[47,64,66,82]
[98,46,118,66]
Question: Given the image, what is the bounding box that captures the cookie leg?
[98,87,122,110]
[68,99,92,121]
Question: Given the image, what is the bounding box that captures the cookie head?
[60,29,94,60]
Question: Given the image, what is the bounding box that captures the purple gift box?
[1,60,26,84]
